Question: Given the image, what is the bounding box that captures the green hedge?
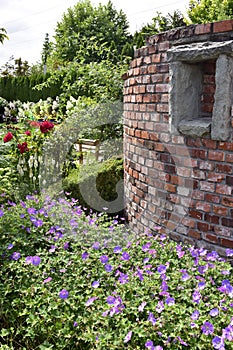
[0,74,61,102]
[62,157,124,213]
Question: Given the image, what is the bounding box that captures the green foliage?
[0,74,61,102]
[0,195,233,349]
[0,27,8,44]
[63,157,124,211]
[52,0,133,65]
[187,0,233,23]
[133,10,186,48]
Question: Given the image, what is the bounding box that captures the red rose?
[25,130,31,136]
[3,132,13,143]
[18,142,29,154]
[40,121,54,133]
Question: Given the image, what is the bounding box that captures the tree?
[133,10,186,48]
[187,0,233,23]
[41,33,52,75]
[51,0,133,64]
[0,27,8,44]
[0,56,31,77]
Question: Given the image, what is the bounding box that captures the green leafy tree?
[0,27,8,44]
[51,0,133,64]
[134,10,186,48]
[41,33,52,75]
[187,0,233,23]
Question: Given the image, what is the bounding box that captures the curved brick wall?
[123,19,233,255]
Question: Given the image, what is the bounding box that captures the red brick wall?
[124,20,233,255]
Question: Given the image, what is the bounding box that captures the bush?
[62,157,124,213]
[0,194,233,349]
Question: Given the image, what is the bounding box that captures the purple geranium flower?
[59,289,69,299]
[85,296,97,306]
[43,277,52,284]
[209,308,219,317]
[192,290,201,304]
[81,252,89,260]
[156,301,164,313]
[73,321,78,327]
[118,273,129,284]
[27,207,37,215]
[165,297,175,306]
[92,281,100,288]
[145,340,154,349]
[191,310,200,320]
[181,272,190,281]
[0,209,4,217]
[138,301,147,312]
[148,312,157,326]
[226,249,233,257]
[212,336,225,349]
[104,264,113,272]
[201,321,214,335]
[114,246,122,253]
[7,244,14,250]
[121,251,130,260]
[32,256,41,266]
[92,242,100,250]
[11,252,21,260]
[107,296,116,305]
[124,331,132,343]
[100,255,108,264]
[157,264,167,274]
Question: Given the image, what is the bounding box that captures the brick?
[192,169,206,179]
[214,226,232,237]
[213,205,228,216]
[143,56,151,65]
[193,190,205,200]
[208,151,225,162]
[190,149,207,159]
[222,197,233,207]
[148,65,157,74]
[189,209,203,220]
[151,53,161,63]
[200,181,215,192]
[216,164,232,173]
[204,233,219,244]
[196,202,211,212]
[222,218,233,227]
[226,154,233,163]
[195,23,212,35]
[220,238,233,248]
[218,142,233,151]
[197,222,210,232]
[207,173,225,182]
[155,84,169,93]
[165,183,177,193]
[205,214,220,224]
[151,74,163,83]
[199,161,214,170]
[182,217,196,228]
[188,229,201,240]
[213,19,233,33]
[205,193,220,204]
[216,184,232,195]
[226,176,233,186]
[156,104,169,113]
[201,139,217,149]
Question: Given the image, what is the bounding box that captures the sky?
[0,0,189,68]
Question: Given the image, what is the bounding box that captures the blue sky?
[0,0,189,67]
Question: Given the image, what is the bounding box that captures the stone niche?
[168,40,233,141]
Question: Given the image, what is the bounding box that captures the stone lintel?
[178,118,212,138]
[167,40,233,62]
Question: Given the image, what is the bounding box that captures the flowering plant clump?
[1,120,55,197]
[0,194,233,349]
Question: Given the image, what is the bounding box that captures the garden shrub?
[0,194,233,349]
[62,157,124,212]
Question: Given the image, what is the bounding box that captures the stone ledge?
[178,118,211,138]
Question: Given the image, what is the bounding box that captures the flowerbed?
[0,195,233,349]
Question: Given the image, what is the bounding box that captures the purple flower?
[7,244,14,250]
[156,301,164,313]
[191,310,200,320]
[226,249,233,257]
[222,324,233,341]
[138,301,147,312]
[114,246,122,253]
[201,321,214,335]
[104,264,113,272]
[63,242,69,250]
[145,340,154,349]
[43,277,52,284]
[157,265,167,274]
[49,245,56,253]
[100,255,108,264]
[161,281,168,291]
[118,273,129,284]
[181,273,190,281]
[212,336,225,349]
[85,296,97,306]
[27,207,37,215]
[206,251,219,261]
[121,251,130,260]
[176,245,185,258]
[154,347,163,350]
[73,321,78,327]
[124,331,132,343]
[92,242,100,250]
[32,256,41,266]
[192,290,201,304]
[59,289,69,299]
[165,297,175,306]
[11,252,20,260]
[198,282,206,290]
[0,209,4,217]
[198,265,208,274]
[25,256,33,264]
[82,252,89,260]
[92,281,100,288]
[148,312,157,326]
[107,296,116,305]
[209,308,219,317]
[142,242,151,252]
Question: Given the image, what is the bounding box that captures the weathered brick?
[182,217,196,228]
[165,183,177,193]
[222,197,233,207]
[220,238,233,248]
[188,229,201,240]
[216,184,232,195]
[226,154,233,163]
[216,164,232,173]
[208,151,225,162]
[207,173,225,182]
[189,209,203,220]
[222,218,233,227]
[201,139,217,149]
[204,233,219,244]
[205,193,220,203]
[226,176,233,186]
[213,205,228,216]
[197,222,210,232]
[205,214,220,224]
[214,226,232,237]
[196,202,211,212]
[218,142,233,151]
[200,181,215,192]
[213,19,233,33]
[195,23,212,35]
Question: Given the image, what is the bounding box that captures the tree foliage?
[133,10,186,48]
[0,27,8,44]
[187,0,233,23]
[51,0,133,65]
